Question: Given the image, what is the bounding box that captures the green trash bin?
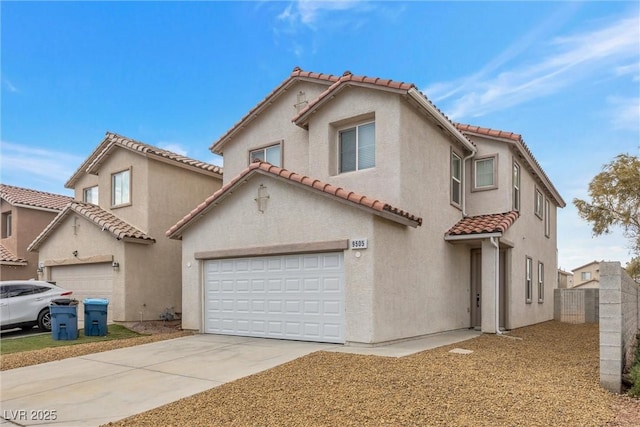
[50,298,79,341]
[83,298,109,336]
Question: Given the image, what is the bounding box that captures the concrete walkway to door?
[0,329,480,427]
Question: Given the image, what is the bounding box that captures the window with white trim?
[339,122,375,173]
[544,198,551,237]
[526,256,533,304]
[535,188,544,219]
[1,212,12,238]
[249,143,281,167]
[473,155,497,190]
[538,261,544,303]
[513,162,521,211]
[112,169,131,206]
[451,151,462,207]
[83,186,99,204]
[581,271,592,281]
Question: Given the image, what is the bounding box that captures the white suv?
[0,280,73,331]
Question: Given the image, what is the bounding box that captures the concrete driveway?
[0,330,479,426]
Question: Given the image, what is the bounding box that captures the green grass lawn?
[0,325,143,355]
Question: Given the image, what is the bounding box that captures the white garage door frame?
[203,252,345,343]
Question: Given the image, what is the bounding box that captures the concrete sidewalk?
[0,329,479,426]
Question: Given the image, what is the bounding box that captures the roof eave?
[445,232,503,242]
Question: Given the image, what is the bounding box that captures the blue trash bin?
[50,299,79,341]
[83,298,109,336]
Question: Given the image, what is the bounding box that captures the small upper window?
[112,169,131,206]
[581,271,592,281]
[250,143,282,167]
[1,212,12,238]
[534,188,544,219]
[339,122,375,173]
[513,162,521,211]
[544,198,551,238]
[451,151,462,207]
[473,155,497,190]
[84,186,99,204]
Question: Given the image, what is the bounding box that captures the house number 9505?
[350,239,368,249]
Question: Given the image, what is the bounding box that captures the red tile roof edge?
[447,211,520,236]
[0,184,73,211]
[167,161,422,238]
[292,70,416,125]
[210,67,340,153]
[0,243,27,264]
[28,201,155,252]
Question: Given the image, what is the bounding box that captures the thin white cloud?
[607,96,640,131]
[425,12,640,120]
[158,142,189,156]
[0,142,83,193]
[3,79,19,93]
[277,0,365,28]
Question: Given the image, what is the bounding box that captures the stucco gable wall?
[179,176,378,343]
[305,86,402,207]
[218,80,331,182]
[72,173,99,202]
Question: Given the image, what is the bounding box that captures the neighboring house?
[28,132,223,323]
[571,260,601,289]
[557,269,574,289]
[1,184,73,281]
[167,68,565,345]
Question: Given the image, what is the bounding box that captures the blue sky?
[1,1,638,270]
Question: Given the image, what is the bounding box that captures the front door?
[470,248,507,330]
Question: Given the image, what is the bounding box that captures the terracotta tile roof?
[0,244,27,264]
[455,123,565,208]
[210,67,340,153]
[167,161,422,238]
[28,201,155,251]
[66,132,222,188]
[0,184,73,212]
[292,70,416,127]
[447,211,519,236]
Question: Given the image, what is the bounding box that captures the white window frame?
[2,212,12,238]
[338,121,375,173]
[513,161,521,211]
[472,154,498,191]
[544,198,551,238]
[83,186,99,205]
[451,150,462,208]
[534,188,544,219]
[526,256,533,304]
[538,261,544,303]
[249,142,282,167]
[111,168,131,207]
[581,271,592,281]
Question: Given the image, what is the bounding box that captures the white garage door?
[204,252,345,343]
[50,263,114,322]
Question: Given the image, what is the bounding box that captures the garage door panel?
[204,253,344,343]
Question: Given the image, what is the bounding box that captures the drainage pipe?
[490,236,502,335]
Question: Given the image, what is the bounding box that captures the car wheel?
[37,309,52,332]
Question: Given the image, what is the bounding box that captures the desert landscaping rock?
[101,322,638,426]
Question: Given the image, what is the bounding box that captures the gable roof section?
[28,201,155,251]
[445,211,519,241]
[455,123,565,208]
[0,184,73,212]
[291,70,476,153]
[210,67,340,154]
[0,244,27,265]
[66,132,223,188]
[167,161,422,239]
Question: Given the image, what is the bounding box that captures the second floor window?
[1,212,11,238]
[112,169,131,206]
[451,151,462,206]
[544,198,551,237]
[339,122,375,173]
[83,186,99,204]
[249,143,282,167]
[535,188,544,219]
[473,155,497,190]
[581,271,592,281]
[513,162,521,211]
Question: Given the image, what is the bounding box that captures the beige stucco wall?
[217,80,332,181]
[572,262,600,287]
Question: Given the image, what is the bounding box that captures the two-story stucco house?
[167,68,565,345]
[28,132,223,323]
[571,260,601,288]
[1,184,73,281]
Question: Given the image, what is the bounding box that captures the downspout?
[462,152,475,217]
[490,236,502,335]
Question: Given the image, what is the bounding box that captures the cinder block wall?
[554,288,599,323]
[599,262,639,393]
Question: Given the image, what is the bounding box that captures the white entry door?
[204,252,345,343]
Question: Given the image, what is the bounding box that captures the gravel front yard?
[101,321,639,427]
